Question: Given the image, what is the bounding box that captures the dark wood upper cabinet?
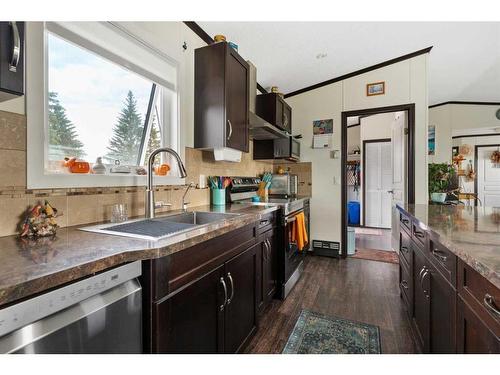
[256,93,292,134]
[194,42,249,153]
[0,22,24,101]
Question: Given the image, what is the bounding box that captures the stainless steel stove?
[227,176,310,299]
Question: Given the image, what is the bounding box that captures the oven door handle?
[284,209,304,225]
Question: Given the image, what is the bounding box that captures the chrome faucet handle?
[182,182,195,212]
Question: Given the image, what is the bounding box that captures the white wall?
[429,103,500,163]
[360,112,394,141]
[287,54,429,247]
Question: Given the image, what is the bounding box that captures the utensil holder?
[211,189,226,206]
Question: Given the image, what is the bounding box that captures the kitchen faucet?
[182,182,195,212]
[145,147,187,219]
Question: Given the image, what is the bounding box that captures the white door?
[477,146,500,207]
[390,112,407,251]
[365,140,392,228]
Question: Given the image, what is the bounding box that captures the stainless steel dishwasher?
[0,261,142,354]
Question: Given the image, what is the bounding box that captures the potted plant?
[428,163,456,203]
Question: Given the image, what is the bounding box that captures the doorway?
[341,104,415,259]
[475,145,500,207]
[363,138,392,229]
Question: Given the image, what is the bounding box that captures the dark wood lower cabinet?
[142,216,281,354]
[428,261,456,353]
[224,243,258,353]
[398,207,499,354]
[257,229,278,315]
[457,296,500,353]
[411,243,430,350]
[154,265,225,353]
[410,242,456,353]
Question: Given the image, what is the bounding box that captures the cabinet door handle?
[432,249,448,264]
[401,218,410,225]
[219,277,228,311]
[400,280,409,289]
[418,266,426,283]
[227,273,234,305]
[283,112,289,128]
[9,22,21,73]
[263,240,269,261]
[421,269,430,298]
[266,239,271,259]
[227,119,233,141]
[483,294,500,318]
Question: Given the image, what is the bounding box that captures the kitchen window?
[27,22,182,188]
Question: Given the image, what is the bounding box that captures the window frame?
[26,22,184,189]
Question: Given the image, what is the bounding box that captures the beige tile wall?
[273,161,313,197]
[0,110,293,237]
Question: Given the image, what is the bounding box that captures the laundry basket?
[347,227,356,255]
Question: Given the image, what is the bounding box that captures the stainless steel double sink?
[80,211,241,241]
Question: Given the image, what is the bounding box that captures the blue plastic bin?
[348,201,360,225]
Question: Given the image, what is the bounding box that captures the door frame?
[474,144,500,207]
[341,103,415,258]
[362,138,392,228]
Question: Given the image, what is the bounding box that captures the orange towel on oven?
[294,212,308,251]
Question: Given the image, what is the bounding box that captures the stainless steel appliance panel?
[4,280,142,354]
[0,262,142,354]
[269,174,297,197]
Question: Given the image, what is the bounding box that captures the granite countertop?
[397,203,500,289]
[0,204,279,308]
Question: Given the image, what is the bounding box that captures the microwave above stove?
[253,135,300,162]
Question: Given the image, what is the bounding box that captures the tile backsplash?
[0,110,312,237]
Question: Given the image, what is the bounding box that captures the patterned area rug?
[282,310,381,354]
[351,248,399,264]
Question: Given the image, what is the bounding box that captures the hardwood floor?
[245,255,417,354]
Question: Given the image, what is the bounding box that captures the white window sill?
[27,173,185,189]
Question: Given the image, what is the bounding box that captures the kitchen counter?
[0,204,279,308]
[397,203,500,289]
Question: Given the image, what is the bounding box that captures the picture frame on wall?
[366,81,385,96]
[428,125,436,155]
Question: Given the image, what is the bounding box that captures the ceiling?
[198,22,500,105]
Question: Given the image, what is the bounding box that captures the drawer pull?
[432,249,448,263]
[401,246,409,254]
[259,219,270,227]
[414,231,425,239]
[401,218,410,225]
[401,280,409,289]
[483,294,500,318]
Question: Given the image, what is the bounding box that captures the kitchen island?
[396,203,500,353]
